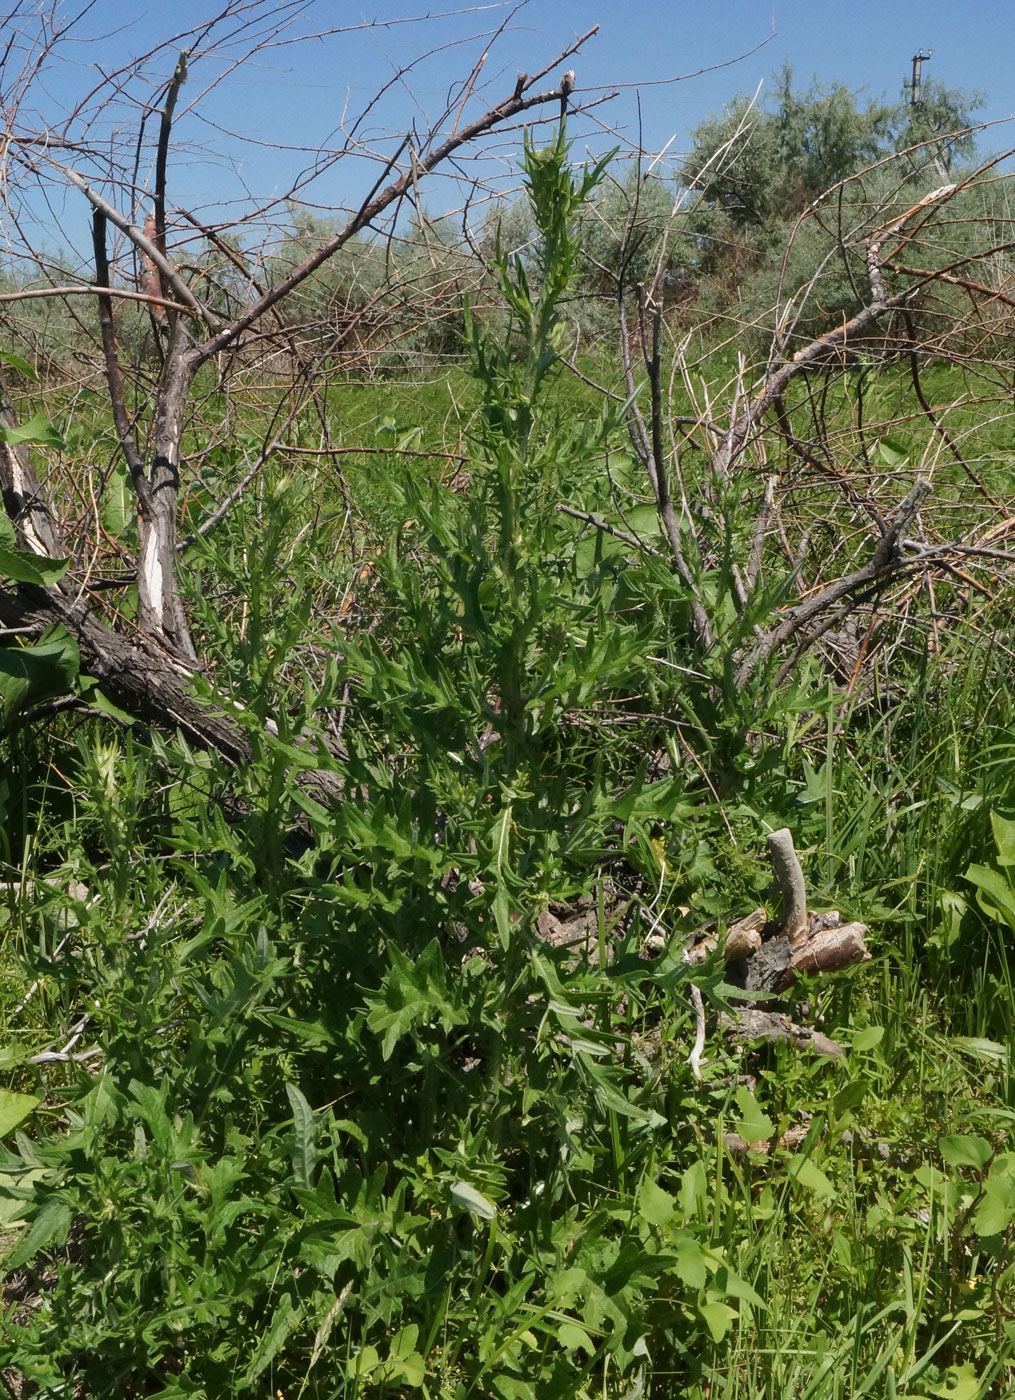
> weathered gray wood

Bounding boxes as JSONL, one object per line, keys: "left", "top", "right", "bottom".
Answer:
{"left": 766, "top": 828, "right": 809, "bottom": 944}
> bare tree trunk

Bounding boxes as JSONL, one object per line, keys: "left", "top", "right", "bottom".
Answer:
{"left": 0, "top": 34, "right": 590, "bottom": 785}
{"left": 0, "top": 578, "right": 249, "bottom": 763}
{"left": 143, "top": 335, "right": 198, "bottom": 660}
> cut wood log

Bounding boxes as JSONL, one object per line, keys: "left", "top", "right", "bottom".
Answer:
{"left": 780, "top": 920, "right": 871, "bottom": 989}
{"left": 693, "top": 828, "right": 870, "bottom": 1069}
{"left": 721, "top": 1009, "right": 843, "bottom": 1058}
{"left": 686, "top": 907, "right": 765, "bottom": 964}
{"left": 724, "top": 1121, "right": 812, "bottom": 1156}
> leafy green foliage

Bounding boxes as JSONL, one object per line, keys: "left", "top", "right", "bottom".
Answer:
{"left": 3, "top": 116, "right": 1015, "bottom": 1400}
{"left": 0, "top": 513, "right": 69, "bottom": 587}
{"left": 0, "top": 623, "right": 78, "bottom": 731}
{"left": 685, "top": 64, "right": 980, "bottom": 235}
{"left": 681, "top": 66, "right": 984, "bottom": 342}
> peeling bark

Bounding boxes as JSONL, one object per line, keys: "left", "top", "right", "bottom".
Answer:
{"left": 142, "top": 334, "right": 198, "bottom": 660}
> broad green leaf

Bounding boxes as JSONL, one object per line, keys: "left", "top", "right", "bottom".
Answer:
{"left": 974, "top": 1170, "right": 1015, "bottom": 1237}
{"left": 382, "top": 1350, "right": 425, "bottom": 1387}
{"left": 833, "top": 1078, "right": 867, "bottom": 1116}
{"left": 965, "top": 864, "right": 1015, "bottom": 927}
{"left": 939, "top": 1134, "right": 992, "bottom": 1171}
{"left": 0, "top": 514, "right": 69, "bottom": 586}
{"left": 638, "top": 1177, "right": 675, "bottom": 1227}
{"left": 0, "top": 351, "right": 38, "bottom": 380}
{"left": 557, "top": 1322, "right": 595, "bottom": 1355}
{"left": 733, "top": 1087, "right": 774, "bottom": 1144}
{"left": 914, "top": 1164, "right": 947, "bottom": 1195}
{"left": 0, "top": 1091, "right": 39, "bottom": 1139}
{"left": 671, "top": 1233, "right": 707, "bottom": 1290}
{"left": 549, "top": 1266, "right": 587, "bottom": 1306}
{"left": 0, "top": 625, "right": 79, "bottom": 727}
{"left": 100, "top": 466, "right": 131, "bottom": 536}
{"left": 491, "top": 1375, "right": 537, "bottom": 1400}
{"left": 0, "top": 1167, "right": 47, "bottom": 1223}
{"left": 876, "top": 434, "right": 909, "bottom": 466}
{"left": 680, "top": 1160, "right": 707, "bottom": 1218}
{"left": 852, "top": 1025, "right": 884, "bottom": 1052}
{"left": 379, "top": 1325, "right": 426, "bottom": 1386}
{"left": 286, "top": 1083, "right": 318, "bottom": 1191}
{"left": 76, "top": 678, "right": 134, "bottom": 726}
{"left": 449, "top": 1180, "right": 497, "bottom": 1220}
{"left": 347, "top": 1344, "right": 380, "bottom": 1379}
{"left": 788, "top": 1157, "right": 836, "bottom": 1201}
{"left": 924, "top": 1363, "right": 984, "bottom": 1400}
{"left": 699, "top": 1300, "right": 737, "bottom": 1341}
{"left": 713, "top": 1264, "right": 766, "bottom": 1309}
{"left": 991, "top": 810, "right": 1015, "bottom": 867}
{"left": 0, "top": 413, "right": 64, "bottom": 448}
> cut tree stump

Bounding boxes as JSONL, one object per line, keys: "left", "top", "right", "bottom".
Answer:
{"left": 690, "top": 827, "right": 871, "bottom": 1063}
{"left": 529, "top": 828, "right": 870, "bottom": 1070}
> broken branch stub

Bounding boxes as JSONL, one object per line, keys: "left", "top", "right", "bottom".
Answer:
{"left": 766, "top": 827, "right": 809, "bottom": 945}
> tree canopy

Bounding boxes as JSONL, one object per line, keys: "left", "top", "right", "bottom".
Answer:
{"left": 684, "top": 65, "right": 982, "bottom": 238}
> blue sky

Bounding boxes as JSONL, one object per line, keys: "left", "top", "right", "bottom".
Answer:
{"left": 10, "top": 0, "right": 1015, "bottom": 247}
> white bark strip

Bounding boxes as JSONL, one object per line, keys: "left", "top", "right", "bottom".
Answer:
{"left": 141, "top": 529, "right": 165, "bottom": 629}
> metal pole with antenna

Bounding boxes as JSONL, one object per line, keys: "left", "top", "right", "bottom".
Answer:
{"left": 908, "top": 49, "right": 933, "bottom": 107}
{"left": 905, "top": 50, "right": 948, "bottom": 180}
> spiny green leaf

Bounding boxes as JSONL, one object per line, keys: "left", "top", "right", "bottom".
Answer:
{"left": 949, "top": 1037, "right": 1008, "bottom": 1066}
{"left": 364, "top": 936, "right": 462, "bottom": 1060}
{"left": 5, "top": 1196, "right": 72, "bottom": 1270}
{"left": 243, "top": 1292, "right": 302, "bottom": 1383}
{"left": 449, "top": 1180, "right": 497, "bottom": 1220}
{"left": 286, "top": 1083, "right": 318, "bottom": 1191}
